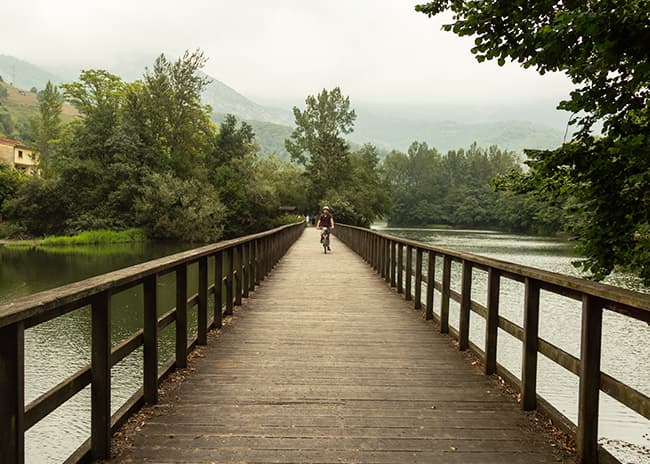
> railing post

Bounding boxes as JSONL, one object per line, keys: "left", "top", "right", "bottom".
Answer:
{"left": 384, "top": 238, "right": 392, "bottom": 282}
{"left": 577, "top": 295, "right": 603, "bottom": 464}
{"left": 235, "top": 245, "right": 243, "bottom": 306}
{"left": 459, "top": 260, "right": 472, "bottom": 351}
{"left": 198, "top": 257, "right": 208, "bottom": 345}
{"left": 254, "top": 240, "right": 261, "bottom": 285}
{"left": 257, "top": 237, "right": 266, "bottom": 283}
{"left": 225, "top": 247, "right": 234, "bottom": 315}
{"left": 91, "top": 291, "right": 111, "bottom": 460}
{"left": 363, "top": 231, "right": 369, "bottom": 262}
{"left": 405, "top": 246, "right": 413, "bottom": 301}
{"left": 414, "top": 249, "right": 423, "bottom": 309}
{"left": 143, "top": 274, "right": 158, "bottom": 404}
{"left": 390, "top": 241, "right": 396, "bottom": 287}
{"left": 373, "top": 235, "right": 378, "bottom": 272}
{"left": 379, "top": 238, "right": 385, "bottom": 279}
{"left": 397, "top": 243, "right": 404, "bottom": 293}
{"left": 425, "top": 251, "right": 435, "bottom": 320}
{"left": 440, "top": 255, "right": 451, "bottom": 333}
{"left": 242, "top": 244, "right": 250, "bottom": 299}
{"left": 249, "top": 241, "right": 257, "bottom": 290}
{"left": 175, "top": 265, "right": 188, "bottom": 369}
{"left": 0, "top": 322, "right": 25, "bottom": 464}
{"left": 484, "top": 268, "right": 500, "bottom": 375}
{"left": 214, "top": 252, "right": 223, "bottom": 328}
{"left": 521, "top": 277, "right": 540, "bottom": 410}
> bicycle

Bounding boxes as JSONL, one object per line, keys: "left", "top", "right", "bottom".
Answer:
{"left": 320, "top": 227, "right": 331, "bottom": 254}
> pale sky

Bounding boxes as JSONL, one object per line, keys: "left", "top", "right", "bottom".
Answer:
{"left": 1, "top": 0, "right": 573, "bottom": 109}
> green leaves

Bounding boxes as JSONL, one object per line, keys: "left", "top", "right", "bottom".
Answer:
{"left": 382, "top": 142, "right": 544, "bottom": 231}
{"left": 416, "top": 0, "right": 650, "bottom": 283}
{"left": 30, "top": 81, "right": 63, "bottom": 175}
{"left": 286, "top": 87, "right": 356, "bottom": 204}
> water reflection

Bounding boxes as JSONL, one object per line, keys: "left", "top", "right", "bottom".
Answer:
{"left": 1, "top": 241, "right": 197, "bottom": 463}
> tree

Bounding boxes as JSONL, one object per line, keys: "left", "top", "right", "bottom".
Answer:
{"left": 61, "top": 69, "right": 125, "bottom": 163}
{"left": 141, "top": 50, "right": 214, "bottom": 177}
{"left": 322, "top": 144, "right": 390, "bottom": 227}
{"left": 209, "top": 114, "right": 256, "bottom": 169}
{"left": 0, "top": 163, "right": 25, "bottom": 217}
{"left": 30, "top": 81, "right": 63, "bottom": 174}
{"left": 285, "top": 87, "right": 356, "bottom": 204}
{"left": 416, "top": 1, "right": 650, "bottom": 282}
{"left": 3, "top": 177, "right": 68, "bottom": 236}
{"left": 208, "top": 115, "right": 260, "bottom": 237}
{"left": 135, "top": 172, "right": 224, "bottom": 242}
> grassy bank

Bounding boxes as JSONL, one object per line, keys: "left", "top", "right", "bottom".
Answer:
{"left": 39, "top": 229, "right": 148, "bottom": 246}
{"left": 2, "top": 228, "right": 148, "bottom": 248}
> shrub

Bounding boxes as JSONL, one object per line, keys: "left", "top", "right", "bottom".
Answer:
{"left": 135, "top": 173, "right": 225, "bottom": 242}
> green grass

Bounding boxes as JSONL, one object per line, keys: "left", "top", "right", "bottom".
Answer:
{"left": 39, "top": 228, "right": 148, "bottom": 246}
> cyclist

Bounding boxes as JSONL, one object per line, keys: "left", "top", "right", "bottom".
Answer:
{"left": 317, "top": 206, "right": 334, "bottom": 251}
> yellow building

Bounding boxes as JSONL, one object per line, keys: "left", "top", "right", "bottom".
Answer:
{"left": 0, "top": 138, "right": 39, "bottom": 175}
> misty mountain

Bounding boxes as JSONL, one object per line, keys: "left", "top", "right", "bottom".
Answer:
{"left": 78, "top": 56, "right": 294, "bottom": 126}
{"left": 201, "top": 76, "right": 292, "bottom": 126}
{"left": 0, "top": 54, "right": 566, "bottom": 157}
{"left": 0, "top": 55, "right": 64, "bottom": 90}
{"left": 350, "top": 110, "right": 566, "bottom": 153}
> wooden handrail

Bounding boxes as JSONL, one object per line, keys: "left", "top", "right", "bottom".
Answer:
{"left": 339, "top": 224, "right": 650, "bottom": 320}
{"left": 0, "top": 221, "right": 304, "bottom": 464}
{"left": 334, "top": 223, "right": 650, "bottom": 464}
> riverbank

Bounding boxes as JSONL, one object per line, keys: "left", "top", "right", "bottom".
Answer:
{"left": 1, "top": 228, "right": 147, "bottom": 248}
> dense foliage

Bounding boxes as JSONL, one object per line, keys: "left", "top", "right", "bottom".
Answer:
{"left": 416, "top": 1, "right": 650, "bottom": 282}
{"left": 2, "top": 51, "right": 306, "bottom": 241}
{"left": 382, "top": 142, "right": 566, "bottom": 233}
{"left": 30, "top": 81, "right": 63, "bottom": 175}
{"left": 286, "top": 88, "right": 389, "bottom": 226}
{"left": 0, "top": 163, "right": 25, "bottom": 218}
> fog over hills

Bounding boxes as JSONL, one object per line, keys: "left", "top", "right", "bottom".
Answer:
{"left": 0, "top": 54, "right": 567, "bottom": 156}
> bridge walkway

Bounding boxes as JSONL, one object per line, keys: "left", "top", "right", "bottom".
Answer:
{"left": 113, "top": 228, "right": 570, "bottom": 463}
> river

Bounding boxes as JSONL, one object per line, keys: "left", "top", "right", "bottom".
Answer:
{"left": 375, "top": 226, "right": 649, "bottom": 464}
{"left": 0, "top": 241, "right": 199, "bottom": 463}
{"left": 1, "top": 231, "right": 648, "bottom": 463}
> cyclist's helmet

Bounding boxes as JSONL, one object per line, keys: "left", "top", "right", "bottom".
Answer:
{"left": 323, "top": 206, "right": 330, "bottom": 211}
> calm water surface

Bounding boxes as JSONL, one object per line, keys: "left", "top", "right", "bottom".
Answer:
{"left": 2, "top": 231, "right": 648, "bottom": 463}
{"left": 0, "top": 241, "right": 199, "bottom": 463}
{"left": 377, "top": 226, "right": 649, "bottom": 464}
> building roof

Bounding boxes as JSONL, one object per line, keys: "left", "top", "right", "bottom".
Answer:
{"left": 0, "top": 137, "right": 23, "bottom": 147}
{"left": 0, "top": 138, "right": 34, "bottom": 149}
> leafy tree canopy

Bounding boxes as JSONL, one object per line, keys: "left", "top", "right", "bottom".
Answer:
{"left": 30, "top": 81, "right": 63, "bottom": 174}
{"left": 416, "top": 1, "right": 650, "bottom": 282}
{"left": 286, "top": 87, "right": 356, "bottom": 200}
{"left": 3, "top": 51, "right": 308, "bottom": 241}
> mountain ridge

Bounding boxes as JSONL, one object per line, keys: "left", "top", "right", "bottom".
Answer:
{"left": 0, "top": 54, "right": 564, "bottom": 157}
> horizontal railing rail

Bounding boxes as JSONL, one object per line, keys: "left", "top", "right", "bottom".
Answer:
{"left": 334, "top": 224, "right": 649, "bottom": 464}
{"left": 0, "top": 221, "right": 304, "bottom": 464}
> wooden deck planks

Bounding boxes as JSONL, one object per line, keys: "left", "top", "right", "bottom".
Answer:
{"left": 113, "top": 228, "right": 570, "bottom": 463}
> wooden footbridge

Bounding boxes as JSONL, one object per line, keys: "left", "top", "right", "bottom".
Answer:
{"left": 1, "top": 223, "right": 648, "bottom": 464}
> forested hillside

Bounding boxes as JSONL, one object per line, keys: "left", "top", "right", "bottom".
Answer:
{"left": 0, "top": 80, "right": 78, "bottom": 141}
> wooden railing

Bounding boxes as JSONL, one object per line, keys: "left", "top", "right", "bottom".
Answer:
{"left": 334, "top": 224, "right": 650, "bottom": 464}
{"left": 0, "top": 222, "right": 304, "bottom": 464}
